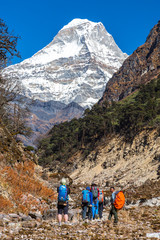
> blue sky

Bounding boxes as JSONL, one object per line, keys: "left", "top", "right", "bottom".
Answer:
{"left": 1, "top": 0, "right": 160, "bottom": 65}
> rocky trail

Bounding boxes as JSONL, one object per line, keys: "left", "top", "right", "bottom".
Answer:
{"left": 0, "top": 178, "right": 160, "bottom": 240}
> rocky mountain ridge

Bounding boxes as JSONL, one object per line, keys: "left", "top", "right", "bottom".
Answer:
{"left": 18, "top": 98, "right": 84, "bottom": 147}
{"left": 100, "top": 20, "right": 160, "bottom": 104}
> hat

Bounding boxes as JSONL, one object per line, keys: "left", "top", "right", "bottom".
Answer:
{"left": 86, "top": 186, "right": 90, "bottom": 190}
{"left": 91, "top": 182, "right": 96, "bottom": 186}
{"left": 61, "top": 178, "right": 66, "bottom": 185}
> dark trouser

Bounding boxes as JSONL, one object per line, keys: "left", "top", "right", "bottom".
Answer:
{"left": 82, "top": 202, "right": 88, "bottom": 220}
{"left": 108, "top": 204, "right": 118, "bottom": 223}
{"left": 88, "top": 206, "right": 92, "bottom": 220}
{"left": 99, "top": 202, "right": 104, "bottom": 219}
{"left": 57, "top": 202, "right": 69, "bottom": 215}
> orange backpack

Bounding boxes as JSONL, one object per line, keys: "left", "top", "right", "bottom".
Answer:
{"left": 114, "top": 191, "right": 125, "bottom": 210}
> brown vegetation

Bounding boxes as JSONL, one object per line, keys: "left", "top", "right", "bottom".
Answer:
{"left": 0, "top": 160, "right": 56, "bottom": 214}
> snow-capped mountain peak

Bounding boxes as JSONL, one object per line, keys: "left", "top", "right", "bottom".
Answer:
{"left": 3, "top": 19, "right": 128, "bottom": 108}
{"left": 62, "top": 18, "right": 98, "bottom": 30}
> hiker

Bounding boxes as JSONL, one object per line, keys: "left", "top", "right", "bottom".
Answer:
{"left": 98, "top": 188, "right": 106, "bottom": 219}
{"left": 57, "top": 178, "right": 70, "bottom": 226}
{"left": 108, "top": 186, "right": 118, "bottom": 224}
{"left": 90, "top": 183, "right": 99, "bottom": 219}
{"left": 82, "top": 186, "right": 93, "bottom": 220}
{"left": 87, "top": 187, "right": 93, "bottom": 220}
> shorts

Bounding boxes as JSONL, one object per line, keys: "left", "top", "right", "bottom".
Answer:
{"left": 57, "top": 202, "right": 69, "bottom": 215}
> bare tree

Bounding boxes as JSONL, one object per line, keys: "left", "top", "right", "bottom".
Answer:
{"left": 0, "top": 19, "right": 32, "bottom": 138}
{"left": 0, "top": 18, "right": 20, "bottom": 69}
{"left": 0, "top": 18, "right": 21, "bottom": 115}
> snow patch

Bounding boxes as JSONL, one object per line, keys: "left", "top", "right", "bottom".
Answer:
{"left": 62, "top": 18, "right": 98, "bottom": 30}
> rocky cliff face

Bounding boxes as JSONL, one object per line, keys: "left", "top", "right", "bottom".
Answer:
{"left": 100, "top": 20, "right": 160, "bottom": 103}
{"left": 48, "top": 129, "right": 160, "bottom": 188}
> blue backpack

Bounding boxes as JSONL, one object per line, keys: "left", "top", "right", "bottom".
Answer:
{"left": 82, "top": 190, "right": 90, "bottom": 203}
{"left": 58, "top": 185, "right": 68, "bottom": 203}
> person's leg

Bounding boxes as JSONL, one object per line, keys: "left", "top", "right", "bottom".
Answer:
{"left": 108, "top": 205, "right": 113, "bottom": 220}
{"left": 64, "top": 203, "right": 69, "bottom": 223}
{"left": 95, "top": 199, "right": 99, "bottom": 216}
{"left": 88, "top": 206, "right": 92, "bottom": 220}
{"left": 99, "top": 202, "right": 103, "bottom": 219}
{"left": 57, "top": 205, "right": 63, "bottom": 226}
{"left": 113, "top": 206, "right": 118, "bottom": 223}
{"left": 82, "top": 204, "right": 87, "bottom": 220}
{"left": 58, "top": 214, "right": 62, "bottom": 223}
{"left": 64, "top": 214, "right": 68, "bottom": 222}
{"left": 92, "top": 201, "right": 96, "bottom": 219}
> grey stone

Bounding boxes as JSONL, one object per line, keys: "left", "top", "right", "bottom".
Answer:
{"left": 43, "top": 209, "right": 57, "bottom": 220}
{"left": 29, "top": 212, "right": 42, "bottom": 220}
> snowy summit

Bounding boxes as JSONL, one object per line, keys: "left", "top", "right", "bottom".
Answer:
{"left": 62, "top": 18, "right": 98, "bottom": 30}
{"left": 3, "top": 18, "right": 128, "bottom": 108}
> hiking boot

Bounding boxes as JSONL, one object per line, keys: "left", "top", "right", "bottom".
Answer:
{"left": 113, "top": 221, "right": 118, "bottom": 225}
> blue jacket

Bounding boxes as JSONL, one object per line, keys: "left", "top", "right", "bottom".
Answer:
{"left": 110, "top": 191, "right": 116, "bottom": 204}
{"left": 89, "top": 192, "right": 93, "bottom": 205}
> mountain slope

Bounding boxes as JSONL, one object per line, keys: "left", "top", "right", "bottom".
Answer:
{"left": 2, "top": 19, "right": 127, "bottom": 146}
{"left": 18, "top": 98, "right": 84, "bottom": 147}
{"left": 3, "top": 18, "right": 127, "bottom": 109}
{"left": 0, "top": 121, "right": 55, "bottom": 214}
{"left": 37, "top": 21, "right": 160, "bottom": 187}
{"left": 100, "top": 20, "right": 160, "bottom": 104}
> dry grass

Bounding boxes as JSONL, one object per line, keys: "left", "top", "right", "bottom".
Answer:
{"left": 0, "top": 160, "right": 56, "bottom": 214}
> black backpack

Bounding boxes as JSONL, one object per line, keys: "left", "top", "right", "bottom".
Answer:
{"left": 91, "top": 186, "right": 98, "bottom": 199}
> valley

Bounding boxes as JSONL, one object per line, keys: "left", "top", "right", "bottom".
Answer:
{"left": 0, "top": 18, "right": 160, "bottom": 239}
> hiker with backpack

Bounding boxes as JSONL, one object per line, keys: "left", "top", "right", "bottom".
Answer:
{"left": 90, "top": 183, "right": 99, "bottom": 219}
{"left": 98, "top": 189, "right": 106, "bottom": 219}
{"left": 82, "top": 186, "right": 93, "bottom": 220}
{"left": 108, "top": 186, "right": 118, "bottom": 224}
{"left": 57, "top": 178, "right": 70, "bottom": 226}
{"left": 108, "top": 186, "right": 125, "bottom": 224}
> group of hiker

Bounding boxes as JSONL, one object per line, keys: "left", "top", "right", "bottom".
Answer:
{"left": 57, "top": 178, "right": 125, "bottom": 226}
{"left": 81, "top": 183, "right": 106, "bottom": 221}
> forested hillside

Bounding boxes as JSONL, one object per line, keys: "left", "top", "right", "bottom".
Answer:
{"left": 38, "top": 75, "right": 160, "bottom": 166}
